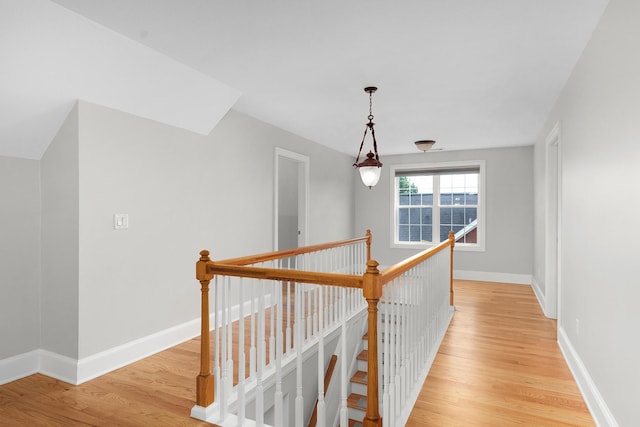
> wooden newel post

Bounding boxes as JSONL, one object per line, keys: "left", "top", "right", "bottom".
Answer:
{"left": 196, "top": 250, "right": 215, "bottom": 407}
{"left": 448, "top": 231, "right": 455, "bottom": 306}
{"left": 362, "top": 259, "right": 383, "bottom": 427}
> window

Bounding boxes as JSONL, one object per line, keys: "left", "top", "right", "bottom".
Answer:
{"left": 391, "top": 161, "right": 485, "bottom": 251}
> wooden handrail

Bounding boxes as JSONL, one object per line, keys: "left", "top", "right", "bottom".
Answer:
{"left": 206, "top": 263, "right": 364, "bottom": 289}
{"left": 215, "top": 230, "right": 371, "bottom": 266}
{"left": 379, "top": 233, "right": 454, "bottom": 285}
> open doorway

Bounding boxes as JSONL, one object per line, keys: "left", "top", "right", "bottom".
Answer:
{"left": 545, "top": 122, "right": 562, "bottom": 319}
{"left": 274, "top": 148, "right": 309, "bottom": 251}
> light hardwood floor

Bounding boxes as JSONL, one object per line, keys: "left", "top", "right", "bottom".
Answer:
{"left": 406, "top": 280, "right": 594, "bottom": 426}
{"left": 0, "top": 280, "right": 593, "bottom": 426}
{"left": 0, "top": 337, "right": 212, "bottom": 427}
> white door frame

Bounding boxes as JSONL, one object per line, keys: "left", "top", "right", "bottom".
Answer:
{"left": 274, "top": 148, "right": 309, "bottom": 251}
{"left": 545, "top": 122, "right": 562, "bottom": 319}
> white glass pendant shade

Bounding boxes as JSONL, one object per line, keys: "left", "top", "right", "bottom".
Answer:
{"left": 359, "top": 165, "right": 382, "bottom": 188}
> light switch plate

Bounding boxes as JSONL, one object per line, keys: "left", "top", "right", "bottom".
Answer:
{"left": 114, "top": 213, "right": 129, "bottom": 230}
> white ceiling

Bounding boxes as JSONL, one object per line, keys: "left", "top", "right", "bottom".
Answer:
{"left": 2, "top": 0, "right": 609, "bottom": 159}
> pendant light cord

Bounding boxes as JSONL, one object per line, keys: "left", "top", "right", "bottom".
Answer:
{"left": 353, "top": 89, "right": 380, "bottom": 167}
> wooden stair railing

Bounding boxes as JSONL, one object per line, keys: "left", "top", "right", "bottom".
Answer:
{"left": 193, "top": 229, "right": 455, "bottom": 426}
{"left": 194, "top": 231, "right": 371, "bottom": 411}
{"left": 308, "top": 354, "right": 338, "bottom": 427}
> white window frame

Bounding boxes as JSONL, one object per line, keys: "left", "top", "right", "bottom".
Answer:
{"left": 390, "top": 160, "right": 486, "bottom": 252}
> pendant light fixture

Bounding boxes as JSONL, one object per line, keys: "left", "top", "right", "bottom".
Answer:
{"left": 353, "top": 86, "right": 383, "bottom": 188}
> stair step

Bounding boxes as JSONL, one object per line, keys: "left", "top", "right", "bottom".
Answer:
{"left": 349, "top": 419, "right": 363, "bottom": 427}
{"left": 347, "top": 393, "right": 367, "bottom": 411}
{"left": 363, "top": 332, "right": 400, "bottom": 343}
{"left": 351, "top": 370, "right": 368, "bottom": 385}
{"left": 358, "top": 349, "right": 386, "bottom": 365}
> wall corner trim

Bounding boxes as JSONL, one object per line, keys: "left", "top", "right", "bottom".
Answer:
{"left": 531, "top": 277, "right": 556, "bottom": 319}
{"left": 557, "top": 327, "right": 619, "bottom": 427}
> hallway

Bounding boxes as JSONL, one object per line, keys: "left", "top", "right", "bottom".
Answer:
{"left": 406, "top": 280, "right": 593, "bottom": 426}
{"left": 0, "top": 280, "right": 593, "bottom": 426}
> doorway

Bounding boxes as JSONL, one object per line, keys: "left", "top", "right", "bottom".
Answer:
{"left": 274, "top": 148, "right": 309, "bottom": 251}
{"left": 545, "top": 122, "right": 562, "bottom": 319}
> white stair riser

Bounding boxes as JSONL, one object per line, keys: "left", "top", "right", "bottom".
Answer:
{"left": 348, "top": 407, "right": 366, "bottom": 422}
{"left": 351, "top": 382, "right": 367, "bottom": 396}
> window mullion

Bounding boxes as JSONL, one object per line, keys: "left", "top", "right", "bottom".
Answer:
{"left": 433, "top": 175, "right": 441, "bottom": 243}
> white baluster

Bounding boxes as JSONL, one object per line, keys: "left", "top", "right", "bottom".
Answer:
{"left": 226, "top": 276, "right": 233, "bottom": 402}
{"left": 256, "top": 280, "right": 265, "bottom": 427}
{"left": 250, "top": 279, "right": 257, "bottom": 379}
{"left": 400, "top": 273, "right": 408, "bottom": 407}
{"left": 306, "top": 285, "right": 312, "bottom": 341}
{"left": 317, "top": 284, "right": 325, "bottom": 427}
{"left": 295, "top": 282, "right": 304, "bottom": 427}
{"left": 286, "top": 281, "right": 292, "bottom": 354}
{"left": 393, "top": 278, "right": 401, "bottom": 419}
{"left": 382, "top": 284, "right": 390, "bottom": 424}
{"left": 270, "top": 281, "right": 276, "bottom": 366}
{"left": 220, "top": 276, "right": 228, "bottom": 419}
{"left": 340, "top": 287, "right": 348, "bottom": 427}
{"left": 238, "top": 278, "right": 246, "bottom": 425}
{"left": 314, "top": 287, "right": 320, "bottom": 337}
{"left": 275, "top": 281, "right": 284, "bottom": 427}
{"left": 213, "top": 276, "right": 221, "bottom": 412}
{"left": 332, "top": 285, "right": 337, "bottom": 326}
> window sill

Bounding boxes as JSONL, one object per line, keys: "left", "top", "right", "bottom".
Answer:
{"left": 391, "top": 242, "right": 485, "bottom": 252}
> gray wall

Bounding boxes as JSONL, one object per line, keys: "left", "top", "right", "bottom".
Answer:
{"left": 76, "top": 101, "right": 355, "bottom": 357}
{"left": 533, "top": 0, "right": 640, "bottom": 424}
{"left": 355, "top": 147, "right": 533, "bottom": 279}
{"left": 0, "top": 156, "right": 41, "bottom": 359}
{"left": 1, "top": 99, "right": 355, "bottom": 369}
{"left": 40, "top": 104, "right": 80, "bottom": 359}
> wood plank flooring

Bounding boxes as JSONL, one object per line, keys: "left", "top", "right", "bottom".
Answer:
{"left": 0, "top": 280, "right": 593, "bottom": 426}
{"left": 406, "top": 280, "right": 594, "bottom": 426}
{"left": 0, "top": 337, "right": 212, "bottom": 427}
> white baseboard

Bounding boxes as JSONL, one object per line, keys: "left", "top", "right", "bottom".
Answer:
{"left": 76, "top": 293, "right": 272, "bottom": 384}
{"left": 39, "top": 349, "right": 79, "bottom": 384}
{"left": 0, "top": 350, "right": 39, "bottom": 385}
{"left": 557, "top": 327, "right": 618, "bottom": 427}
{"left": 1, "top": 295, "right": 275, "bottom": 386}
{"left": 531, "top": 277, "right": 549, "bottom": 315}
{"left": 76, "top": 317, "right": 202, "bottom": 384}
{"left": 454, "top": 269, "right": 532, "bottom": 285}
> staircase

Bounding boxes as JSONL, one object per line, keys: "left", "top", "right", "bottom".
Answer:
{"left": 347, "top": 305, "right": 405, "bottom": 426}
{"left": 346, "top": 336, "right": 368, "bottom": 426}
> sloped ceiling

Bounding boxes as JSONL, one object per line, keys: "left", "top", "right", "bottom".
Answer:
{"left": 2, "top": 0, "right": 609, "bottom": 159}
{"left": 0, "top": 0, "right": 239, "bottom": 159}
